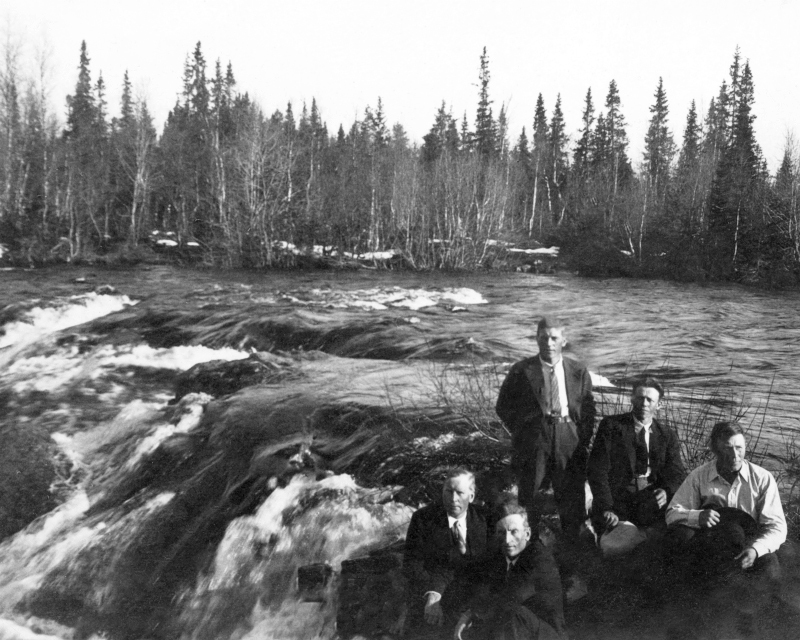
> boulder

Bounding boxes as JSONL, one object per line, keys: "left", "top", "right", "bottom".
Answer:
{"left": 0, "top": 417, "right": 58, "bottom": 540}
{"left": 173, "top": 353, "right": 294, "bottom": 400}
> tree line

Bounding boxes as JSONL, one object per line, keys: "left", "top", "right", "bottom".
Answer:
{"left": 0, "top": 41, "right": 798, "bottom": 284}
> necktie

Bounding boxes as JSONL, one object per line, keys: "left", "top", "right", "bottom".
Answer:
{"left": 506, "top": 560, "right": 515, "bottom": 581}
{"left": 635, "top": 427, "right": 649, "bottom": 476}
{"left": 452, "top": 520, "right": 467, "bottom": 555}
{"left": 549, "top": 367, "right": 562, "bottom": 415}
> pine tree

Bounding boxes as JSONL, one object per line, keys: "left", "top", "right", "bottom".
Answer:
{"left": 65, "top": 41, "right": 96, "bottom": 141}
{"left": 707, "top": 56, "right": 765, "bottom": 274}
{"left": 473, "top": 47, "right": 496, "bottom": 158}
{"left": 599, "top": 80, "right": 632, "bottom": 225}
{"left": 643, "top": 77, "right": 676, "bottom": 199}
{"left": 460, "top": 111, "right": 471, "bottom": 152}
{"left": 496, "top": 104, "right": 508, "bottom": 156}
{"left": 573, "top": 88, "right": 594, "bottom": 176}
{"left": 703, "top": 83, "right": 729, "bottom": 167}
{"left": 119, "top": 70, "right": 134, "bottom": 129}
{"left": 63, "top": 41, "right": 110, "bottom": 253}
{"left": 677, "top": 101, "right": 701, "bottom": 176}
{"left": 547, "top": 94, "right": 568, "bottom": 225}
{"left": 671, "top": 100, "right": 704, "bottom": 235}
{"left": 512, "top": 127, "right": 533, "bottom": 230}
{"left": 529, "top": 94, "right": 548, "bottom": 235}
{"left": 422, "top": 101, "right": 455, "bottom": 163}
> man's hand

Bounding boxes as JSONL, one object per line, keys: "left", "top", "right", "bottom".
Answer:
{"left": 603, "top": 511, "right": 619, "bottom": 529}
{"left": 424, "top": 592, "right": 444, "bottom": 626}
{"left": 735, "top": 547, "right": 758, "bottom": 570}
{"left": 698, "top": 508, "right": 720, "bottom": 529}
{"left": 454, "top": 610, "right": 472, "bottom": 640}
{"left": 653, "top": 489, "right": 667, "bottom": 508}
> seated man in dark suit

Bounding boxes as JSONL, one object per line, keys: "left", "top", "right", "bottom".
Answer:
{"left": 402, "top": 468, "right": 490, "bottom": 636}
{"left": 446, "top": 499, "right": 566, "bottom": 640}
{"left": 587, "top": 377, "right": 686, "bottom": 552}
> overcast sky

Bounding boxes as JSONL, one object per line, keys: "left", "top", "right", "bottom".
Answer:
{"left": 5, "top": 0, "right": 800, "bottom": 172}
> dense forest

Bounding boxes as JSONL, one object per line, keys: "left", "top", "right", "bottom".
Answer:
{"left": 0, "top": 42, "right": 799, "bottom": 285}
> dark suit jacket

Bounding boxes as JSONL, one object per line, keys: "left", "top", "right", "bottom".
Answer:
{"left": 587, "top": 412, "right": 686, "bottom": 521}
{"left": 444, "top": 539, "right": 566, "bottom": 638}
{"left": 496, "top": 355, "right": 596, "bottom": 463}
{"left": 403, "top": 503, "right": 489, "bottom": 600}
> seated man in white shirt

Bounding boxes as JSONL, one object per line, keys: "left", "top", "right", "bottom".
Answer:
{"left": 664, "top": 420, "right": 786, "bottom": 584}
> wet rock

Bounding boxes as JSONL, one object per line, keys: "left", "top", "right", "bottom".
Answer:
{"left": 336, "top": 542, "right": 405, "bottom": 637}
{"left": 173, "top": 353, "right": 296, "bottom": 400}
{"left": 0, "top": 417, "right": 58, "bottom": 540}
{"left": 298, "top": 563, "right": 333, "bottom": 602}
{"left": 95, "top": 284, "right": 117, "bottom": 295}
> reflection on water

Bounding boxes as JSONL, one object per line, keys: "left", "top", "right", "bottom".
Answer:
{"left": 0, "top": 265, "right": 798, "bottom": 638}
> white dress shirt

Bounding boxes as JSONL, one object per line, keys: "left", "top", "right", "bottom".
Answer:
{"left": 427, "top": 514, "right": 468, "bottom": 598}
{"left": 540, "top": 357, "right": 569, "bottom": 418}
{"left": 448, "top": 514, "right": 468, "bottom": 544}
{"left": 666, "top": 459, "right": 787, "bottom": 557}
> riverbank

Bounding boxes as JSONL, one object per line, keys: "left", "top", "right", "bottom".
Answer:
{"left": 4, "top": 234, "right": 798, "bottom": 292}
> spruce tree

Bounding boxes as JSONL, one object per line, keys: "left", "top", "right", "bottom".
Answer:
{"left": 643, "top": 77, "right": 676, "bottom": 199}
{"left": 573, "top": 88, "right": 594, "bottom": 176}
{"left": 473, "top": 47, "right": 496, "bottom": 158}
{"left": 707, "top": 56, "right": 764, "bottom": 275}
{"left": 547, "top": 95, "right": 568, "bottom": 225}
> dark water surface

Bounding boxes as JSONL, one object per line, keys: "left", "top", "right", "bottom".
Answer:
{"left": 0, "top": 265, "right": 799, "bottom": 639}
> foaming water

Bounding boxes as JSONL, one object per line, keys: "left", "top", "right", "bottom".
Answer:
{"left": 0, "top": 292, "right": 135, "bottom": 351}
{"left": 254, "top": 285, "right": 488, "bottom": 310}
{"left": 5, "top": 343, "right": 249, "bottom": 394}
{"left": 178, "top": 474, "right": 411, "bottom": 640}
{"left": 0, "top": 619, "right": 64, "bottom": 640}
{"left": 0, "top": 266, "right": 799, "bottom": 639}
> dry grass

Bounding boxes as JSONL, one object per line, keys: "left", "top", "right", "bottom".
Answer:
{"left": 390, "top": 357, "right": 800, "bottom": 535}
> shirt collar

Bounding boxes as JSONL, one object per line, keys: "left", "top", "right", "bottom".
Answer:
{"left": 632, "top": 416, "right": 652, "bottom": 432}
{"left": 711, "top": 460, "right": 748, "bottom": 482}
{"left": 539, "top": 356, "right": 562, "bottom": 369}
{"left": 448, "top": 513, "right": 468, "bottom": 528}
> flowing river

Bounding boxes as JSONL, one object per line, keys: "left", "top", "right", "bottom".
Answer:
{"left": 0, "top": 265, "right": 798, "bottom": 640}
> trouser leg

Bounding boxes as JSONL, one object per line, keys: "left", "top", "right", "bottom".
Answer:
{"left": 489, "top": 605, "right": 562, "bottom": 640}
{"left": 548, "top": 420, "right": 584, "bottom": 541}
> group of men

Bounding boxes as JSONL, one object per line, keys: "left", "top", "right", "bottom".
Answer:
{"left": 399, "top": 317, "right": 787, "bottom": 640}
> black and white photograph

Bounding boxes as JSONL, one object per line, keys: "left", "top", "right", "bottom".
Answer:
{"left": 1, "top": 2, "right": 799, "bottom": 639}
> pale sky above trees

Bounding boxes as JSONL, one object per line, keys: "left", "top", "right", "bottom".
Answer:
{"left": 5, "top": 0, "right": 800, "bottom": 171}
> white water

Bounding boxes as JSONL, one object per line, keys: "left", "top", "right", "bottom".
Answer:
{"left": 1, "top": 268, "right": 799, "bottom": 640}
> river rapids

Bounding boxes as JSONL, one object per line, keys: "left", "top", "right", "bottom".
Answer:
{"left": 0, "top": 266, "right": 799, "bottom": 640}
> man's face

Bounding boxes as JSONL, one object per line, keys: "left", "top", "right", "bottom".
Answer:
{"left": 496, "top": 514, "right": 531, "bottom": 559}
{"left": 536, "top": 327, "right": 566, "bottom": 364}
{"left": 631, "top": 386, "right": 661, "bottom": 423}
{"left": 714, "top": 433, "right": 746, "bottom": 475}
{"left": 442, "top": 474, "right": 475, "bottom": 518}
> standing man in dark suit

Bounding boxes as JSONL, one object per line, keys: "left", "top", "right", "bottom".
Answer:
{"left": 402, "top": 468, "right": 490, "bottom": 636}
{"left": 587, "top": 377, "right": 686, "bottom": 544}
{"left": 495, "top": 317, "right": 596, "bottom": 541}
{"left": 447, "top": 499, "right": 566, "bottom": 640}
